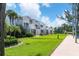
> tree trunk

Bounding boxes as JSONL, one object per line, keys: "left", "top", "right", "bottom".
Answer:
{"left": 0, "top": 3, "right": 6, "bottom": 56}
{"left": 9, "top": 26, "right": 11, "bottom": 40}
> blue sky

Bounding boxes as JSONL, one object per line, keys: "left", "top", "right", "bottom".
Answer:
{"left": 6, "top": 3, "right": 72, "bottom": 27}
{"left": 40, "top": 3, "right": 72, "bottom": 22}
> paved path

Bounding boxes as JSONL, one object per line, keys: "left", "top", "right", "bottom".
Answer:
{"left": 51, "top": 35, "right": 79, "bottom": 56}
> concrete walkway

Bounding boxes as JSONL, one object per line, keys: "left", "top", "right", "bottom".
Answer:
{"left": 51, "top": 35, "right": 79, "bottom": 56}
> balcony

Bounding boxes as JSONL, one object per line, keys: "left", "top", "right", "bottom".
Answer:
{"left": 35, "top": 24, "right": 40, "bottom": 29}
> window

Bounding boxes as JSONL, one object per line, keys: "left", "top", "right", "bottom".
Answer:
{"left": 30, "top": 19, "right": 33, "bottom": 24}
{"left": 31, "top": 29, "right": 36, "bottom": 35}
{"left": 41, "top": 30, "right": 43, "bottom": 33}
{"left": 24, "top": 23, "right": 29, "bottom": 27}
{"left": 35, "top": 24, "right": 39, "bottom": 29}
{"left": 40, "top": 30, "right": 44, "bottom": 35}
{"left": 50, "top": 30, "right": 52, "bottom": 34}
{"left": 46, "top": 26, "right": 48, "bottom": 28}
{"left": 50, "top": 27, "right": 52, "bottom": 28}
{"left": 46, "top": 30, "right": 48, "bottom": 34}
{"left": 41, "top": 25, "right": 43, "bottom": 27}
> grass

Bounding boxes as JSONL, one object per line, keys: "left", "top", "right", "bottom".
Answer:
{"left": 5, "top": 34, "right": 67, "bottom": 56}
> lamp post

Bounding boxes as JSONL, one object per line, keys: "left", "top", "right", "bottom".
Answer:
{"left": 0, "top": 3, "right": 6, "bottom": 56}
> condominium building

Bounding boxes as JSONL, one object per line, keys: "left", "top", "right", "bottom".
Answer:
{"left": 7, "top": 16, "right": 53, "bottom": 35}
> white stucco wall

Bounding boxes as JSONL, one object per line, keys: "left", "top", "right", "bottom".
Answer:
{"left": 7, "top": 15, "right": 53, "bottom": 35}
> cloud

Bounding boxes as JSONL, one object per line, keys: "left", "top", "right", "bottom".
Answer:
{"left": 6, "top": 3, "right": 66, "bottom": 28}
{"left": 41, "top": 12, "right": 67, "bottom": 28}
{"left": 19, "top": 3, "right": 41, "bottom": 19}
{"left": 52, "top": 13, "right": 67, "bottom": 28}
{"left": 52, "top": 17, "right": 67, "bottom": 28}
{"left": 19, "top": 3, "right": 53, "bottom": 27}
{"left": 42, "top": 3, "right": 50, "bottom": 7}
{"left": 19, "top": 3, "right": 67, "bottom": 28}
{"left": 6, "top": 3, "right": 41, "bottom": 19}
{"left": 41, "top": 16, "right": 53, "bottom": 27}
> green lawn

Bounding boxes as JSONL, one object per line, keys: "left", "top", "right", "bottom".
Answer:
{"left": 5, "top": 34, "right": 67, "bottom": 56}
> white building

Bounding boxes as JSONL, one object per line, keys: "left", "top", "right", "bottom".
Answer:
{"left": 7, "top": 16, "right": 53, "bottom": 35}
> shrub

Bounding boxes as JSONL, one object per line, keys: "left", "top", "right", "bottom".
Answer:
{"left": 40, "top": 33, "right": 44, "bottom": 36}
{"left": 25, "top": 32, "right": 34, "bottom": 37}
{"left": 15, "top": 31, "right": 21, "bottom": 38}
{"left": 36, "top": 53, "right": 42, "bottom": 56}
{"left": 5, "top": 36, "right": 18, "bottom": 47}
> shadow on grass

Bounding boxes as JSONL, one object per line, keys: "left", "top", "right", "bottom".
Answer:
{"left": 35, "top": 53, "right": 42, "bottom": 56}
{"left": 26, "top": 43, "right": 30, "bottom": 45}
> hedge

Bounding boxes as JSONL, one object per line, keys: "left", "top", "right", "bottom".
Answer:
{"left": 5, "top": 36, "right": 18, "bottom": 47}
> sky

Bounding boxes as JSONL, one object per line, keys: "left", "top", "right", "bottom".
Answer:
{"left": 6, "top": 3, "right": 72, "bottom": 28}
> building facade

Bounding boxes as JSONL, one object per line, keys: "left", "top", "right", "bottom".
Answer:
{"left": 7, "top": 16, "right": 53, "bottom": 35}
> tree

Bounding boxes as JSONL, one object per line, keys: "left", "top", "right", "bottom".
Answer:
{"left": 0, "top": 3, "right": 6, "bottom": 56}
{"left": 57, "top": 9, "right": 78, "bottom": 42}
{"left": 12, "top": 25, "right": 21, "bottom": 37}
{"left": 4, "top": 21, "right": 10, "bottom": 38}
{"left": 19, "top": 25, "right": 26, "bottom": 37}
{"left": 62, "top": 23, "right": 72, "bottom": 33}
{"left": 6, "top": 10, "right": 18, "bottom": 25}
{"left": 57, "top": 10, "right": 73, "bottom": 23}
{"left": 7, "top": 25, "right": 14, "bottom": 39}
{"left": 62, "top": 23, "right": 67, "bottom": 33}
{"left": 6, "top": 10, "right": 21, "bottom": 38}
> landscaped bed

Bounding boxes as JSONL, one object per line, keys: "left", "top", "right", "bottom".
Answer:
{"left": 5, "top": 34, "right": 67, "bottom": 56}
{"left": 5, "top": 36, "right": 18, "bottom": 47}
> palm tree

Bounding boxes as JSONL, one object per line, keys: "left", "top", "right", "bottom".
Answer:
{"left": 0, "top": 3, "right": 6, "bottom": 56}
{"left": 16, "top": 15, "right": 23, "bottom": 25}
{"left": 57, "top": 10, "right": 73, "bottom": 23}
{"left": 4, "top": 21, "right": 10, "bottom": 38}
{"left": 57, "top": 10, "right": 78, "bottom": 42}
{"left": 6, "top": 10, "right": 18, "bottom": 25}
{"left": 18, "top": 15, "right": 23, "bottom": 20}
{"left": 62, "top": 23, "right": 72, "bottom": 33}
{"left": 6, "top": 10, "right": 19, "bottom": 37}
{"left": 12, "top": 25, "right": 21, "bottom": 37}
{"left": 62, "top": 23, "right": 67, "bottom": 33}
{"left": 57, "top": 10, "right": 73, "bottom": 39}
{"left": 6, "top": 24, "right": 21, "bottom": 38}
